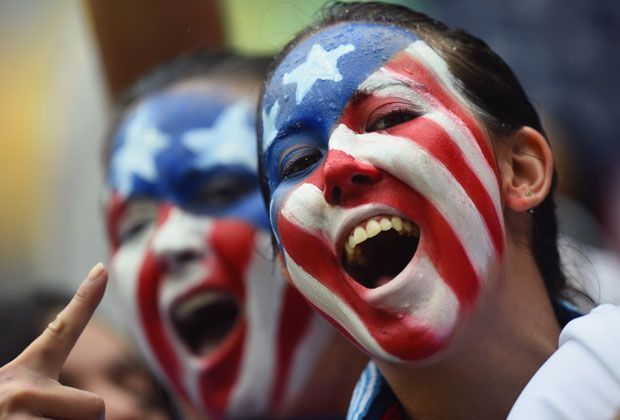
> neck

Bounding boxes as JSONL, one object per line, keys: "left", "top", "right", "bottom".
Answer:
{"left": 277, "top": 331, "right": 368, "bottom": 417}
{"left": 377, "top": 239, "right": 561, "bottom": 420}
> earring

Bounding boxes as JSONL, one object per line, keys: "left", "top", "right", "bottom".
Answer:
{"left": 525, "top": 190, "right": 534, "bottom": 213}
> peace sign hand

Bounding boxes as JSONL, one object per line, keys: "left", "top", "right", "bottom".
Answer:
{"left": 0, "top": 263, "right": 108, "bottom": 419}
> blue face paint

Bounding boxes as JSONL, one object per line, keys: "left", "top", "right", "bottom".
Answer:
{"left": 259, "top": 23, "right": 419, "bottom": 235}
{"left": 108, "top": 88, "right": 269, "bottom": 230}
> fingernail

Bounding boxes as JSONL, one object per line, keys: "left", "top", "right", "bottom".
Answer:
{"left": 87, "top": 262, "right": 106, "bottom": 281}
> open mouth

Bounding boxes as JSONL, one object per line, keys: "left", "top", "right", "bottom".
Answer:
{"left": 342, "top": 215, "right": 420, "bottom": 289}
{"left": 171, "top": 291, "right": 239, "bottom": 357}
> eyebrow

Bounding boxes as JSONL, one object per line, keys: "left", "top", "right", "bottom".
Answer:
{"left": 268, "top": 81, "right": 423, "bottom": 151}
{"left": 358, "top": 79, "right": 417, "bottom": 96}
{"left": 272, "top": 120, "right": 307, "bottom": 143}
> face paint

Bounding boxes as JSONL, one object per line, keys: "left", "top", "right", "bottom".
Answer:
{"left": 105, "top": 84, "right": 332, "bottom": 418}
{"left": 261, "top": 24, "right": 505, "bottom": 363}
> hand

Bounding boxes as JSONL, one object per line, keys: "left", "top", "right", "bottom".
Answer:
{"left": 0, "top": 263, "right": 108, "bottom": 419}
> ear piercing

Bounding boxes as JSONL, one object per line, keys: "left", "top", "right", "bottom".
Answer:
{"left": 525, "top": 191, "right": 534, "bottom": 213}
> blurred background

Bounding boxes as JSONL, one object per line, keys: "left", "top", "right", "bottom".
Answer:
{"left": 0, "top": 0, "right": 618, "bottom": 321}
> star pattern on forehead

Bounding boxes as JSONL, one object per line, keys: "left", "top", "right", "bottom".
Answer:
{"left": 111, "top": 122, "right": 169, "bottom": 197}
{"left": 283, "top": 43, "right": 355, "bottom": 104}
{"left": 182, "top": 100, "right": 257, "bottom": 171}
{"left": 261, "top": 100, "right": 280, "bottom": 152}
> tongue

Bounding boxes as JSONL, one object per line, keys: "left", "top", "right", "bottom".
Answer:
{"left": 198, "top": 340, "right": 220, "bottom": 357}
{"left": 344, "top": 228, "right": 420, "bottom": 289}
{"left": 375, "top": 276, "right": 392, "bottom": 288}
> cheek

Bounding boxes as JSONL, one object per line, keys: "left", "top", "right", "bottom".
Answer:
{"left": 109, "top": 231, "right": 158, "bottom": 312}
{"left": 375, "top": 122, "right": 504, "bottom": 304}
{"left": 385, "top": 114, "right": 504, "bottom": 259}
{"left": 270, "top": 187, "right": 292, "bottom": 245}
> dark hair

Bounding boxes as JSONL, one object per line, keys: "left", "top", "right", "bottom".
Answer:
{"left": 0, "top": 290, "right": 183, "bottom": 419}
{"left": 0, "top": 290, "right": 69, "bottom": 365}
{"left": 258, "top": 1, "right": 574, "bottom": 303}
{"left": 103, "top": 49, "right": 271, "bottom": 170}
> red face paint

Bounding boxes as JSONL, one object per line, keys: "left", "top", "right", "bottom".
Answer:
{"left": 105, "top": 85, "right": 333, "bottom": 417}
{"left": 271, "top": 40, "right": 504, "bottom": 362}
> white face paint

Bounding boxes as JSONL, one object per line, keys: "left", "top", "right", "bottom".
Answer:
{"left": 108, "top": 202, "right": 298, "bottom": 415}
{"left": 106, "top": 82, "right": 333, "bottom": 417}
{"left": 265, "top": 33, "right": 505, "bottom": 362}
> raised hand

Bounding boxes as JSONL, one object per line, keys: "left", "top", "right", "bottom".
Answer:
{"left": 0, "top": 263, "right": 108, "bottom": 419}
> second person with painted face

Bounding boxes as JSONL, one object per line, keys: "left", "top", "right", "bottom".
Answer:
{"left": 104, "top": 51, "right": 367, "bottom": 419}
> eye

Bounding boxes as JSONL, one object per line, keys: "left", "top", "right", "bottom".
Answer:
{"left": 279, "top": 146, "right": 323, "bottom": 179}
{"left": 192, "top": 175, "right": 256, "bottom": 209}
{"left": 117, "top": 201, "right": 157, "bottom": 244}
{"left": 366, "top": 106, "right": 421, "bottom": 132}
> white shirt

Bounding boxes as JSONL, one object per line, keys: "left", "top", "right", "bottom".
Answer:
{"left": 508, "top": 304, "right": 620, "bottom": 419}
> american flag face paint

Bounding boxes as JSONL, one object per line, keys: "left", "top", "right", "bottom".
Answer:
{"left": 105, "top": 84, "right": 332, "bottom": 418}
{"left": 260, "top": 24, "right": 505, "bottom": 363}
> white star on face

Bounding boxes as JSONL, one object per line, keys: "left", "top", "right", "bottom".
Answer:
{"left": 261, "top": 100, "right": 280, "bottom": 153}
{"left": 283, "top": 43, "right": 355, "bottom": 104}
{"left": 182, "top": 100, "right": 257, "bottom": 171}
{"left": 111, "top": 110, "right": 169, "bottom": 197}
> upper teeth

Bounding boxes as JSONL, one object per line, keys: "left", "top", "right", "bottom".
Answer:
{"left": 176, "top": 292, "right": 229, "bottom": 319}
{"left": 344, "top": 216, "right": 418, "bottom": 262}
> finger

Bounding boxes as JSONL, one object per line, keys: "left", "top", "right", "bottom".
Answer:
{"left": 15, "top": 263, "right": 108, "bottom": 378}
{"left": 2, "top": 378, "right": 104, "bottom": 420}
{"left": 35, "top": 385, "right": 105, "bottom": 420}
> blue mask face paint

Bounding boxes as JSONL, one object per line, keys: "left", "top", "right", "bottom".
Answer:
{"left": 259, "top": 23, "right": 419, "bottom": 238}
{"left": 108, "top": 87, "right": 268, "bottom": 230}
{"left": 106, "top": 82, "right": 337, "bottom": 417}
{"left": 258, "top": 21, "right": 506, "bottom": 364}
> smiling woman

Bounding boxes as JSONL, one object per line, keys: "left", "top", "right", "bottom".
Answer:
{"left": 258, "top": 2, "right": 620, "bottom": 419}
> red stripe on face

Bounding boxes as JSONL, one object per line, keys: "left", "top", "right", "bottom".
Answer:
{"left": 105, "top": 192, "right": 126, "bottom": 254}
{"left": 389, "top": 116, "right": 504, "bottom": 255}
{"left": 198, "top": 221, "right": 255, "bottom": 416}
{"left": 198, "top": 320, "right": 246, "bottom": 418}
{"left": 208, "top": 220, "right": 255, "bottom": 299}
{"left": 137, "top": 206, "right": 187, "bottom": 399}
{"left": 383, "top": 51, "right": 498, "bottom": 178}
{"left": 277, "top": 169, "right": 480, "bottom": 360}
{"left": 137, "top": 214, "right": 257, "bottom": 417}
{"left": 270, "top": 282, "right": 314, "bottom": 408}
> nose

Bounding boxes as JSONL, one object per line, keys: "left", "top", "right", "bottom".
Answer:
{"left": 322, "top": 150, "right": 382, "bottom": 206}
{"left": 151, "top": 208, "right": 209, "bottom": 270}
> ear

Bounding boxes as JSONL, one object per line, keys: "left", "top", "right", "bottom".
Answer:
{"left": 496, "top": 126, "right": 554, "bottom": 212}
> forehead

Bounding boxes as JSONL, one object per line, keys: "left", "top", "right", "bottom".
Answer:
{"left": 261, "top": 22, "right": 421, "bottom": 152}
{"left": 114, "top": 85, "right": 244, "bottom": 148}
{"left": 107, "top": 83, "right": 258, "bottom": 199}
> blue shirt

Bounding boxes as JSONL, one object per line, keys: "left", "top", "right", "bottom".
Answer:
{"left": 347, "top": 300, "right": 583, "bottom": 420}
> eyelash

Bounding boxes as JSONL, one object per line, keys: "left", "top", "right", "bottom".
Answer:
{"left": 279, "top": 146, "right": 323, "bottom": 180}
{"left": 116, "top": 203, "right": 157, "bottom": 245}
{"left": 188, "top": 175, "right": 255, "bottom": 211}
{"left": 273, "top": 103, "right": 419, "bottom": 181}
{"left": 118, "top": 216, "right": 154, "bottom": 244}
{"left": 366, "top": 105, "right": 421, "bottom": 132}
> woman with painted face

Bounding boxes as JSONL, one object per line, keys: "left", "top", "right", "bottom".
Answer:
{"left": 103, "top": 50, "right": 367, "bottom": 418}
{"left": 258, "top": 2, "right": 620, "bottom": 419}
